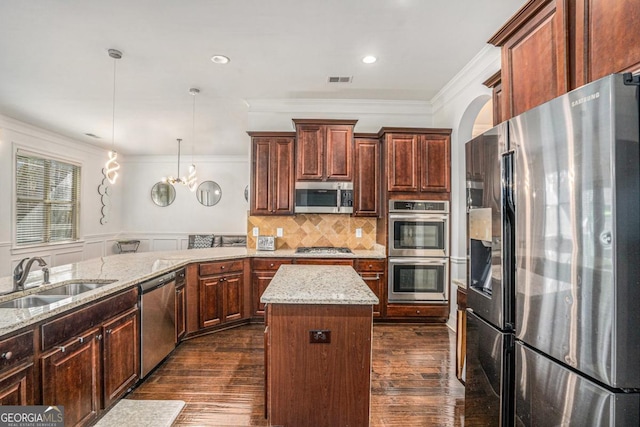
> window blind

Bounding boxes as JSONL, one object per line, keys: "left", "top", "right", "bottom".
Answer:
{"left": 16, "top": 153, "right": 80, "bottom": 246}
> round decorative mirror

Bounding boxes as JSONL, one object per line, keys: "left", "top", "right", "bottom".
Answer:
{"left": 150, "top": 182, "right": 176, "bottom": 207}
{"left": 196, "top": 180, "right": 222, "bottom": 206}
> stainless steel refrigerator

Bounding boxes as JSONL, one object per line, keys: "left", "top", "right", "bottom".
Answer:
{"left": 511, "top": 74, "right": 640, "bottom": 425}
{"left": 465, "top": 123, "right": 515, "bottom": 427}
{"left": 465, "top": 73, "right": 640, "bottom": 426}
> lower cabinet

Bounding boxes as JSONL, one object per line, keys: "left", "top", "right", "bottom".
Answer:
{"left": 251, "top": 259, "right": 293, "bottom": 318}
{"left": 0, "top": 330, "right": 35, "bottom": 405}
{"left": 41, "top": 328, "right": 102, "bottom": 427}
{"left": 199, "top": 260, "right": 244, "bottom": 329}
{"left": 39, "top": 289, "right": 139, "bottom": 427}
{"left": 355, "top": 259, "right": 385, "bottom": 318}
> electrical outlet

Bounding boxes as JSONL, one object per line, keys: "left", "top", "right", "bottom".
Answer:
{"left": 276, "top": 228, "right": 283, "bottom": 237}
{"left": 309, "top": 330, "right": 331, "bottom": 344}
{"left": 355, "top": 228, "right": 362, "bottom": 238}
{"left": 252, "top": 227, "right": 259, "bottom": 237}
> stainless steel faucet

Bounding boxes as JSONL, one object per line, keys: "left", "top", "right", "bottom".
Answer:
{"left": 13, "top": 257, "right": 48, "bottom": 291}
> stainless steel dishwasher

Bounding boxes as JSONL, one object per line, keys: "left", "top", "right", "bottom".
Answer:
{"left": 139, "top": 270, "right": 176, "bottom": 378}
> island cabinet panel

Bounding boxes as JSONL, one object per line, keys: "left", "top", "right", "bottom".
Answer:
{"left": 251, "top": 258, "right": 293, "bottom": 318}
{"left": 41, "top": 327, "right": 101, "bottom": 427}
{"left": 293, "top": 119, "right": 357, "bottom": 182}
{"left": 249, "top": 132, "right": 295, "bottom": 215}
{"left": 102, "top": 307, "right": 139, "bottom": 409}
{"left": 266, "top": 304, "right": 373, "bottom": 427}
{"left": 355, "top": 259, "right": 385, "bottom": 318}
{"left": 354, "top": 137, "right": 381, "bottom": 217}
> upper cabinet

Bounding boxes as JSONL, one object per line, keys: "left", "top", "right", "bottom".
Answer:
{"left": 490, "top": 0, "right": 640, "bottom": 120}
{"left": 249, "top": 132, "right": 295, "bottom": 215}
{"left": 353, "top": 135, "right": 381, "bottom": 217}
{"left": 381, "top": 128, "right": 451, "bottom": 195}
{"left": 293, "top": 119, "right": 357, "bottom": 181}
{"left": 489, "top": 0, "right": 569, "bottom": 119}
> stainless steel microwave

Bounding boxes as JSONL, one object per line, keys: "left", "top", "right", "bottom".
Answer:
{"left": 294, "top": 182, "right": 353, "bottom": 214}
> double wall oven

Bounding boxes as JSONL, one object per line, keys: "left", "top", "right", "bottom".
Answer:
{"left": 388, "top": 200, "right": 449, "bottom": 303}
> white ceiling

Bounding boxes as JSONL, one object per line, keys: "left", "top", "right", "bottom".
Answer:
{"left": 0, "top": 0, "right": 523, "bottom": 156}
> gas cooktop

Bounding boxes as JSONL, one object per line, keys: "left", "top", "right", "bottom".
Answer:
{"left": 295, "top": 246, "right": 353, "bottom": 254}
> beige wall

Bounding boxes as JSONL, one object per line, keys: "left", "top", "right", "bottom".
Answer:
{"left": 247, "top": 214, "right": 377, "bottom": 250}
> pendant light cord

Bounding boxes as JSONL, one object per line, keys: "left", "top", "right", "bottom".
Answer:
{"left": 111, "top": 58, "right": 117, "bottom": 151}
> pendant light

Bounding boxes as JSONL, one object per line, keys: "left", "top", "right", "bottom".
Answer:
{"left": 163, "top": 138, "right": 188, "bottom": 185}
{"left": 105, "top": 48, "right": 122, "bottom": 184}
{"left": 186, "top": 88, "right": 199, "bottom": 192}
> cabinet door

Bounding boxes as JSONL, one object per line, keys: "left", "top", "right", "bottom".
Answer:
{"left": 354, "top": 138, "right": 380, "bottom": 216}
{"left": 200, "top": 278, "right": 222, "bottom": 328}
{"left": 252, "top": 271, "right": 275, "bottom": 317}
{"left": 41, "top": 328, "right": 101, "bottom": 427}
{"left": 224, "top": 272, "right": 244, "bottom": 322}
{"left": 359, "top": 273, "right": 384, "bottom": 317}
{"left": 102, "top": 307, "right": 139, "bottom": 409}
{"left": 176, "top": 284, "right": 186, "bottom": 342}
{"left": 419, "top": 134, "right": 450, "bottom": 193}
{"left": 296, "top": 124, "right": 324, "bottom": 180}
{"left": 500, "top": 0, "right": 568, "bottom": 118}
{"left": 271, "top": 138, "right": 295, "bottom": 214}
{"left": 252, "top": 138, "right": 274, "bottom": 214}
{"left": 0, "top": 363, "right": 34, "bottom": 405}
{"left": 386, "top": 133, "right": 418, "bottom": 192}
{"left": 325, "top": 125, "right": 353, "bottom": 181}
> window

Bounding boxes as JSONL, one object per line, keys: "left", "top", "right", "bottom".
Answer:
{"left": 15, "top": 152, "right": 80, "bottom": 246}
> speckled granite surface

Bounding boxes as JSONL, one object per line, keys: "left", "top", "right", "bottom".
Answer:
{"left": 0, "top": 247, "right": 385, "bottom": 336}
{"left": 94, "top": 399, "right": 184, "bottom": 427}
{"left": 261, "top": 264, "right": 379, "bottom": 305}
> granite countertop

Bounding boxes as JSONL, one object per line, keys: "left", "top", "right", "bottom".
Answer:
{"left": 261, "top": 264, "right": 379, "bottom": 305}
{"left": 452, "top": 278, "right": 467, "bottom": 290}
{"left": 0, "top": 247, "right": 385, "bottom": 336}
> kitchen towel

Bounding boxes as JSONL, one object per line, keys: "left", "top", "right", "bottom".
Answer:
{"left": 94, "top": 399, "right": 185, "bottom": 427}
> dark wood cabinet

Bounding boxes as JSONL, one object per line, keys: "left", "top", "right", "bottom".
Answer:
{"left": 381, "top": 128, "right": 452, "bottom": 195}
{"left": 353, "top": 136, "right": 380, "bottom": 216}
{"left": 102, "top": 307, "right": 139, "bottom": 408}
{"left": 490, "top": 0, "right": 569, "bottom": 119}
{"left": 354, "top": 259, "right": 385, "bottom": 317}
{"left": 199, "top": 260, "right": 245, "bottom": 328}
{"left": 0, "top": 330, "right": 35, "bottom": 406}
{"left": 251, "top": 258, "right": 293, "bottom": 318}
{"left": 249, "top": 132, "right": 295, "bottom": 215}
{"left": 293, "top": 119, "right": 357, "bottom": 181}
{"left": 41, "top": 328, "right": 101, "bottom": 427}
{"left": 175, "top": 282, "right": 186, "bottom": 342}
{"left": 483, "top": 71, "right": 503, "bottom": 126}
{"left": 39, "top": 289, "right": 139, "bottom": 426}
{"left": 490, "top": 0, "right": 640, "bottom": 120}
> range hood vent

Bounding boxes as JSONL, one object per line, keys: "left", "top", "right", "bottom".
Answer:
{"left": 328, "top": 76, "right": 353, "bottom": 83}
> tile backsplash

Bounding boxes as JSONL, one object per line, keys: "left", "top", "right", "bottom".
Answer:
{"left": 247, "top": 214, "right": 377, "bottom": 250}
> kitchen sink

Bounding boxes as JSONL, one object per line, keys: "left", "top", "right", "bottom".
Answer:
{"left": 0, "top": 295, "right": 69, "bottom": 309}
{"left": 37, "top": 280, "right": 117, "bottom": 296}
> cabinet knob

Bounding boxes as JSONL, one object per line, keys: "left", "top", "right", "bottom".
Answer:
{"left": 1, "top": 351, "right": 12, "bottom": 360}
{"left": 270, "top": 263, "right": 275, "bottom": 268}
{"left": 96, "top": 334, "right": 103, "bottom": 341}
{"left": 368, "top": 264, "right": 373, "bottom": 268}
{"left": 78, "top": 337, "right": 84, "bottom": 343}
{"left": 221, "top": 266, "right": 225, "bottom": 270}
{"left": 416, "top": 310, "right": 421, "bottom": 314}
{"left": 106, "top": 329, "right": 113, "bottom": 335}
{"left": 56, "top": 346, "right": 66, "bottom": 353}
{"left": 219, "top": 278, "right": 224, "bottom": 282}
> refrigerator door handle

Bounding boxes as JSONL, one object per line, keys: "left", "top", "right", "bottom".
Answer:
{"left": 502, "top": 151, "right": 516, "bottom": 329}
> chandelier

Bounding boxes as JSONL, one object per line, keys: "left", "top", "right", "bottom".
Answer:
{"left": 105, "top": 48, "right": 122, "bottom": 184}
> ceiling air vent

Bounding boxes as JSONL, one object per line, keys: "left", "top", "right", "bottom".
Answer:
{"left": 328, "top": 76, "right": 353, "bottom": 83}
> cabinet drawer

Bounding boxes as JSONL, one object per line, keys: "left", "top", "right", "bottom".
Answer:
{"left": 355, "top": 259, "right": 385, "bottom": 272}
{"left": 252, "top": 258, "right": 293, "bottom": 271}
{"left": 41, "top": 288, "right": 138, "bottom": 351}
{"left": 199, "top": 259, "right": 244, "bottom": 276}
{"left": 385, "top": 304, "right": 448, "bottom": 319}
{"left": 0, "top": 331, "right": 33, "bottom": 372}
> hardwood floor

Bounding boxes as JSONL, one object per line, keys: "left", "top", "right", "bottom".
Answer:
{"left": 128, "top": 323, "right": 465, "bottom": 426}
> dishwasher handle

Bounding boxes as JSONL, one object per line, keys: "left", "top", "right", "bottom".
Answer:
{"left": 139, "top": 271, "right": 177, "bottom": 294}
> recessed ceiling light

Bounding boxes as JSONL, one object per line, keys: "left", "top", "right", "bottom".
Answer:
{"left": 211, "top": 55, "right": 230, "bottom": 64}
{"left": 362, "top": 55, "right": 377, "bottom": 64}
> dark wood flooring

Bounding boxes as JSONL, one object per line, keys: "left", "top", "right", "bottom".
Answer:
{"left": 128, "top": 323, "right": 465, "bottom": 426}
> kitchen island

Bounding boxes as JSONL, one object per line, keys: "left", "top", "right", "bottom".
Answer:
{"left": 261, "top": 264, "right": 378, "bottom": 427}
